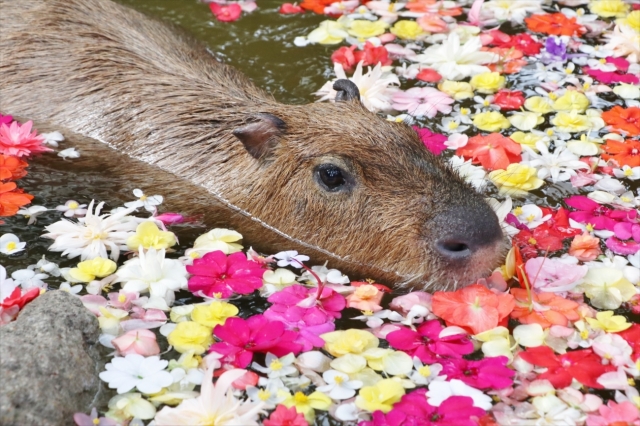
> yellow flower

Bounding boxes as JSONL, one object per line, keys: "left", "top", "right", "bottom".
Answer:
{"left": 580, "top": 268, "right": 636, "bottom": 310}
{"left": 589, "top": 0, "right": 629, "bottom": 18}
{"left": 355, "top": 379, "right": 405, "bottom": 413}
{"left": 524, "top": 96, "right": 554, "bottom": 114}
{"left": 617, "top": 10, "right": 640, "bottom": 32}
{"left": 168, "top": 351, "right": 202, "bottom": 371}
{"left": 321, "top": 329, "right": 379, "bottom": 357}
{"left": 470, "top": 72, "right": 505, "bottom": 94}
{"left": 473, "top": 111, "right": 511, "bottom": 132}
{"left": 167, "top": 321, "right": 213, "bottom": 354}
{"left": 489, "top": 164, "right": 544, "bottom": 197}
{"left": 509, "top": 132, "right": 549, "bottom": 152}
{"left": 97, "top": 306, "right": 129, "bottom": 335}
{"left": 191, "top": 301, "right": 238, "bottom": 328}
{"left": 193, "top": 228, "right": 243, "bottom": 254}
{"left": 390, "top": 20, "right": 425, "bottom": 40}
{"left": 347, "top": 20, "right": 389, "bottom": 40}
{"left": 126, "top": 221, "right": 177, "bottom": 251}
{"left": 551, "top": 110, "right": 594, "bottom": 133}
{"left": 438, "top": 81, "right": 474, "bottom": 100}
{"left": 69, "top": 257, "right": 117, "bottom": 282}
{"left": 475, "top": 326, "right": 514, "bottom": 361}
{"left": 307, "top": 20, "right": 349, "bottom": 45}
{"left": 362, "top": 348, "right": 413, "bottom": 376}
{"left": 508, "top": 112, "right": 544, "bottom": 131}
{"left": 170, "top": 304, "right": 195, "bottom": 323}
{"left": 553, "top": 91, "right": 590, "bottom": 113}
{"left": 283, "top": 391, "right": 331, "bottom": 423}
{"left": 586, "top": 311, "right": 632, "bottom": 333}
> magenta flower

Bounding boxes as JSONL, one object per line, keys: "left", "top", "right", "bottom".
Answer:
{"left": 359, "top": 389, "right": 485, "bottom": 426}
{"left": 264, "top": 302, "right": 336, "bottom": 351}
{"left": 605, "top": 237, "right": 640, "bottom": 255}
{"left": 187, "top": 250, "right": 265, "bottom": 298}
{"left": 413, "top": 126, "right": 447, "bottom": 155}
{"left": 265, "top": 284, "right": 345, "bottom": 326}
{"left": 614, "top": 221, "right": 640, "bottom": 242}
{"left": 0, "top": 114, "right": 13, "bottom": 126}
{"left": 386, "top": 320, "right": 473, "bottom": 363}
{"left": 391, "top": 87, "right": 454, "bottom": 118}
{"left": 440, "top": 356, "right": 514, "bottom": 390}
{"left": 565, "top": 196, "right": 618, "bottom": 231}
{"left": 210, "top": 315, "right": 302, "bottom": 368}
{"left": 0, "top": 120, "right": 52, "bottom": 157}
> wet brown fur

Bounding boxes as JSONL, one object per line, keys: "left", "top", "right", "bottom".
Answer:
{"left": 0, "top": 0, "right": 506, "bottom": 290}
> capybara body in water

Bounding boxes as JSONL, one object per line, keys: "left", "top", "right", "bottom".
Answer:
{"left": 0, "top": 0, "right": 506, "bottom": 290}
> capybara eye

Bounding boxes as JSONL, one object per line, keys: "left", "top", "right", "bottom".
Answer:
{"left": 316, "top": 164, "right": 347, "bottom": 191}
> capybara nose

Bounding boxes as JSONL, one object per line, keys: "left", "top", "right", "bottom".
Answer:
{"left": 432, "top": 204, "right": 504, "bottom": 263}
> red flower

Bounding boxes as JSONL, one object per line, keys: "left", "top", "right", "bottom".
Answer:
{"left": 264, "top": 405, "right": 308, "bottom": 426}
{"left": 187, "top": 250, "right": 266, "bottom": 298}
{"left": 354, "top": 42, "right": 392, "bottom": 68}
{"left": 331, "top": 46, "right": 357, "bottom": 71}
{"left": 432, "top": 284, "right": 514, "bottom": 334}
{"left": 513, "top": 227, "right": 565, "bottom": 259}
{"left": 1, "top": 287, "right": 40, "bottom": 311}
{"left": 209, "top": 3, "right": 242, "bottom": 22}
{"left": 519, "top": 346, "right": 615, "bottom": 389}
{"left": 416, "top": 68, "right": 443, "bottom": 83}
{"left": 617, "top": 324, "right": 640, "bottom": 361}
{"left": 494, "top": 33, "right": 543, "bottom": 56}
{"left": 279, "top": 3, "right": 304, "bottom": 13}
{"left": 600, "top": 138, "right": 640, "bottom": 167}
{"left": 456, "top": 133, "right": 522, "bottom": 171}
{"left": 602, "top": 106, "right": 640, "bottom": 137}
{"left": 492, "top": 90, "right": 525, "bottom": 111}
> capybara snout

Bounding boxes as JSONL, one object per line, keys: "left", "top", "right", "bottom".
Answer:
{"left": 0, "top": 0, "right": 506, "bottom": 290}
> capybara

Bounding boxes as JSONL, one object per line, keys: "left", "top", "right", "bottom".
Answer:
{"left": 0, "top": 0, "right": 506, "bottom": 290}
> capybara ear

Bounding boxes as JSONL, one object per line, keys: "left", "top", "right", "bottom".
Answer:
{"left": 333, "top": 79, "right": 361, "bottom": 103}
{"left": 232, "top": 113, "right": 286, "bottom": 159}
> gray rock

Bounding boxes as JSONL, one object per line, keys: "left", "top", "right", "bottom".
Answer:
{"left": 0, "top": 290, "right": 102, "bottom": 426}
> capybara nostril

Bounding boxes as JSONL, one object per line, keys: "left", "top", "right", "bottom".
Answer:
{"left": 435, "top": 239, "right": 472, "bottom": 261}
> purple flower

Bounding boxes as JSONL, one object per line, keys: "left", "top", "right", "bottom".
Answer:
{"left": 542, "top": 36, "right": 567, "bottom": 62}
{"left": 210, "top": 315, "right": 302, "bottom": 368}
{"left": 413, "top": 126, "right": 447, "bottom": 155}
{"left": 386, "top": 320, "right": 473, "bottom": 364}
{"left": 441, "top": 356, "right": 515, "bottom": 390}
{"left": 358, "top": 389, "right": 485, "bottom": 426}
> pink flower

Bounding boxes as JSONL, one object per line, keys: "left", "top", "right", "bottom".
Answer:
{"left": 386, "top": 320, "right": 473, "bottom": 364}
{"left": 441, "top": 356, "right": 514, "bottom": 390}
{"left": 187, "top": 250, "right": 265, "bottom": 298}
{"left": 209, "top": 3, "right": 242, "bottom": 21}
{"left": 605, "top": 236, "right": 640, "bottom": 255}
{"left": 391, "top": 87, "right": 454, "bottom": 118}
{"left": 0, "top": 121, "right": 52, "bottom": 157}
{"left": 359, "top": 389, "right": 485, "bottom": 426}
{"left": 524, "top": 257, "right": 588, "bottom": 294}
{"left": 614, "top": 221, "right": 640, "bottom": 242}
{"left": 279, "top": 3, "right": 304, "bottom": 14}
{"left": 121, "top": 307, "right": 167, "bottom": 331}
{"left": 74, "top": 408, "right": 117, "bottom": 426}
{"left": 389, "top": 291, "right": 432, "bottom": 315}
{"left": 0, "top": 114, "right": 13, "bottom": 126}
{"left": 210, "top": 315, "right": 302, "bottom": 368}
{"left": 586, "top": 401, "right": 640, "bottom": 426}
{"left": 264, "top": 405, "right": 309, "bottom": 426}
{"left": 345, "top": 282, "right": 387, "bottom": 312}
{"left": 412, "top": 126, "right": 447, "bottom": 155}
{"left": 112, "top": 329, "right": 160, "bottom": 356}
{"left": 107, "top": 291, "right": 138, "bottom": 310}
{"left": 265, "top": 284, "right": 345, "bottom": 325}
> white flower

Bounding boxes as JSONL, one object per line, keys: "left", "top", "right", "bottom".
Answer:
{"left": 438, "top": 116, "right": 470, "bottom": 134}
{"left": 513, "top": 204, "right": 552, "bottom": 229}
{"left": 317, "top": 369, "right": 363, "bottom": 400}
{"left": 100, "top": 354, "right": 173, "bottom": 394}
{"left": 427, "top": 379, "right": 493, "bottom": 410}
{"left": 246, "top": 379, "right": 289, "bottom": 409}
{"left": 153, "top": 365, "right": 265, "bottom": 425}
{"left": 43, "top": 200, "right": 137, "bottom": 261}
{"left": 448, "top": 155, "right": 487, "bottom": 190}
{"left": 412, "top": 33, "right": 498, "bottom": 81}
{"left": 613, "top": 83, "right": 640, "bottom": 100}
{"left": 125, "top": 188, "right": 163, "bottom": 213}
{"left": 409, "top": 358, "right": 444, "bottom": 386}
{"left": 604, "top": 23, "right": 640, "bottom": 64}
{"left": 613, "top": 165, "right": 640, "bottom": 180}
{"left": 0, "top": 234, "right": 26, "bottom": 255}
{"left": 530, "top": 394, "right": 583, "bottom": 425}
{"left": 523, "top": 141, "right": 589, "bottom": 183}
{"left": 116, "top": 247, "right": 187, "bottom": 299}
{"left": 481, "top": 0, "right": 544, "bottom": 23}
{"left": 273, "top": 250, "right": 310, "bottom": 268}
{"left": 314, "top": 62, "right": 400, "bottom": 112}
{"left": 55, "top": 200, "right": 88, "bottom": 218}
{"left": 261, "top": 268, "right": 298, "bottom": 297}
{"left": 579, "top": 267, "right": 636, "bottom": 310}
{"left": 252, "top": 353, "right": 298, "bottom": 379}
{"left": 0, "top": 265, "right": 18, "bottom": 303}
{"left": 352, "top": 309, "right": 403, "bottom": 328}
{"left": 28, "top": 256, "right": 61, "bottom": 277}
{"left": 106, "top": 393, "right": 156, "bottom": 422}
{"left": 17, "top": 205, "right": 47, "bottom": 225}
{"left": 300, "top": 264, "right": 349, "bottom": 285}
{"left": 593, "top": 176, "right": 627, "bottom": 195}
{"left": 40, "top": 131, "right": 64, "bottom": 147}
{"left": 58, "top": 282, "right": 83, "bottom": 295}
{"left": 57, "top": 147, "right": 80, "bottom": 159}
{"left": 592, "top": 334, "right": 633, "bottom": 367}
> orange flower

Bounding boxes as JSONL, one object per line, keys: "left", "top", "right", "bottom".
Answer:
{"left": 600, "top": 138, "right": 640, "bottom": 167}
{"left": 0, "top": 155, "right": 28, "bottom": 181}
{"left": 483, "top": 47, "right": 527, "bottom": 74}
{"left": 524, "top": 13, "right": 586, "bottom": 37}
{"left": 0, "top": 182, "right": 33, "bottom": 217}
{"left": 602, "top": 106, "right": 640, "bottom": 136}
{"left": 510, "top": 288, "right": 580, "bottom": 328}
{"left": 346, "top": 281, "right": 389, "bottom": 312}
{"left": 300, "top": 0, "right": 338, "bottom": 14}
{"left": 432, "top": 284, "right": 515, "bottom": 335}
{"left": 569, "top": 232, "right": 602, "bottom": 262}
{"left": 405, "top": 0, "right": 438, "bottom": 13}
{"left": 456, "top": 133, "right": 522, "bottom": 171}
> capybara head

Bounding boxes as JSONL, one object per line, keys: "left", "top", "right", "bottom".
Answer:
{"left": 231, "top": 81, "right": 506, "bottom": 290}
